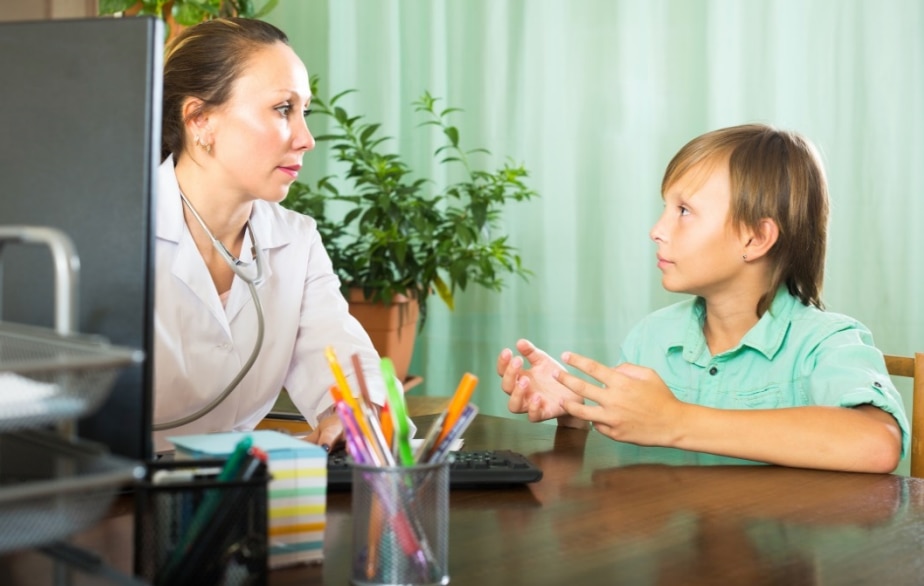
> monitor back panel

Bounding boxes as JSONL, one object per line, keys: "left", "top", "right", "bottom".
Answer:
{"left": 0, "top": 17, "right": 162, "bottom": 460}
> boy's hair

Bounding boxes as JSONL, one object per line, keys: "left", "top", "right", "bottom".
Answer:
{"left": 661, "top": 124, "right": 829, "bottom": 316}
{"left": 160, "top": 17, "right": 290, "bottom": 162}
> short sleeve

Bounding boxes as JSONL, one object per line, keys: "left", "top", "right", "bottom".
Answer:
{"left": 806, "top": 324, "right": 911, "bottom": 457}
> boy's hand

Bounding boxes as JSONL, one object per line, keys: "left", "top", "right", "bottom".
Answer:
{"left": 557, "top": 351, "right": 685, "bottom": 446}
{"left": 497, "top": 339, "right": 587, "bottom": 427}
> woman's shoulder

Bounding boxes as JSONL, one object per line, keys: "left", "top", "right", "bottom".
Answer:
{"left": 250, "top": 201, "right": 321, "bottom": 248}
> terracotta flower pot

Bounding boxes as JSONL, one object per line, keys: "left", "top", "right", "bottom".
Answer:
{"left": 346, "top": 289, "right": 419, "bottom": 383}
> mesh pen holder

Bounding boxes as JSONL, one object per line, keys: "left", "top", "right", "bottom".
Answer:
{"left": 134, "top": 459, "right": 270, "bottom": 586}
{"left": 351, "top": 460, "right": 450, "bottom": 586}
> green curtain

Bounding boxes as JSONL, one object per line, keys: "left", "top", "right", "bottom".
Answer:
{"left": 267, "top": 0, "right": 924, "bottom": 475}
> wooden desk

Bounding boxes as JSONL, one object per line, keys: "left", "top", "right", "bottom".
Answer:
{"left": 272, "top": 414, "right": 924, "bottom": 585}
{"left": 4, "top": 415, "right": 924, "bottom": 585}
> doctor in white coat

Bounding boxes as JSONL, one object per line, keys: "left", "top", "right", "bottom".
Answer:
{"left": 152, "top": 18, "right": 393, "bottom": 452}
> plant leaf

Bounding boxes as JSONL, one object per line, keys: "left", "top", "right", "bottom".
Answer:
{"left": 433, "top": 274, "right": 454, "bottom": 311}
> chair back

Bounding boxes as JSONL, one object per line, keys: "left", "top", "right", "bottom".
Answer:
{"left": 884, "top": 353, "right": 924, "bottom": 477}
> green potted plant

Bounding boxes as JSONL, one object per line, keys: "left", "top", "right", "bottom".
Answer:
{"left": 99, "top": 0, "right": 278, "bottom": 40}
{"left": 283, "top": 78, "right": 538, "bottom": 381}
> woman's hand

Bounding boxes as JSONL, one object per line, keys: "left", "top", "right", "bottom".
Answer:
{"left": 305, "top": 409, "right": 344, "bottom": 451}
{"left": 497, "top": 339, "right": 587, "bottom": 427}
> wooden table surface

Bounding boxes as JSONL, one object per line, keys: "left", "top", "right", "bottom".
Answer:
{"left": 4, "top": 413, "right": 924, "bottom": 585}
{"left": 269, "top": 414, "right": 924, "bottom": 585}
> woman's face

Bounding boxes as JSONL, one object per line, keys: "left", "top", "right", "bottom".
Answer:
{"left": 207, "top": 41, "right": 315, "bottom": 204}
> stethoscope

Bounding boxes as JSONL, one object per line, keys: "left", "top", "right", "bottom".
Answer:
{"left": 153, "top": 192, "right": 267, "bottom": 431}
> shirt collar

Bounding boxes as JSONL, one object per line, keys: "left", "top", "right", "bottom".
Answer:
{"left": 671, "top": 286, "right": 798, "bottom": 363}
{"left": 157, "top": 155, "right": 294, "bottom": 251}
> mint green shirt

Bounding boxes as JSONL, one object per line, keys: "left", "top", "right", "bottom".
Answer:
{"left": 620, "top": 288, "right": 911, "bottom": 456}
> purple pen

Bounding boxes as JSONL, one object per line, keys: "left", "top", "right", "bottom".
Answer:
{"left": 429, "top": 404, "right": 479, "bottom": 464}
{"left": 337, "top": 401, "right": 374, "bottom": 465}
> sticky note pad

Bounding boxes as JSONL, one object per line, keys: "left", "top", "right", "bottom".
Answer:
{"left": 169, "top": 430, "right": 327, "bottom": 568}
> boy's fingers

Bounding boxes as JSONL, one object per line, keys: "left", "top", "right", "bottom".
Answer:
{"left": 561, "top": 351, "right": 611, "bottom": 385}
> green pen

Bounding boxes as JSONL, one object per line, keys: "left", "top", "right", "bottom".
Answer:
{"left": 157, "top": 435, "right": 254, "bottom": 585}
{"left": 382, "top": 358, "right": 415, "bottom": 467}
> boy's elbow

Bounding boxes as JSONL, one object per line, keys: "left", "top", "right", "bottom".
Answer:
{"left": 864, "top": 442, "right": 901, "bottom": 474}
{"left": 851, "top": 406, "right": 904, "bottom": 474}
{"left": 859, "top": 424, "right": 903, "bottom": 474}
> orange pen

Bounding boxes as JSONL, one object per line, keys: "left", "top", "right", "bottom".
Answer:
{"left": 435, "top": 372, "right": 478, "bottom": 446}
{"left": 380, "top": 402, "right": 394, "bottom": 453}
{"left": 328, "top": 383, "right": 344, "bottom": 405}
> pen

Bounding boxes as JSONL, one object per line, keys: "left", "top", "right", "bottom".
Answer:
{"left": 337, "top": 401, "right": 375, "bottom": 465}
{"left": 328, "top": 383, "right": 344, "bottom": 405}
{"left": 351, "top": 352, "right": 394, "bottom": 466}
{"left": 381, "top": 358, "right": 414, "bottom": 467}
{"left": 157, "top": 436, "right": 253, "bottom": 585}
{"left": 414, "top": 410, "right": 448, "bottom": 463}
{"left": 326, "top": 346, "right": 382, "bottom": 462}
{"left": 429, "top": 403, "right": 479, "bottom": 464}
{"left": 434, "top": 373, "right": 478, "bottom": 447}
{"left": 351, "top": 353, "right": 375, "bottom": 411}
{"left": 380, "top": 402, "right": 394, "bottom": 454}
{"left": 235, "top": 446, "right": 269, "bottom": 481}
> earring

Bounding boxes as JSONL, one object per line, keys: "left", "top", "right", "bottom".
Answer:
{"left": 742, "top": 254, "right": 748, "bottom": 261}
{"left": 195, "top": 135, "right": 212, "bottom": 154}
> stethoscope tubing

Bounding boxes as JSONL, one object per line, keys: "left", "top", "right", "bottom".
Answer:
{"left": 153, "top": 194, "right": 267, "bottom": 431}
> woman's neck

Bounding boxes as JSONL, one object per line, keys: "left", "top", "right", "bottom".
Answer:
{"left": 174, "top": 154, "right": 252, "bottom": 243}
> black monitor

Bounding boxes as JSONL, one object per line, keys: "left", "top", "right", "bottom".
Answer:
{"left": 0, "top": 17, "right": 161, "bottom": 460}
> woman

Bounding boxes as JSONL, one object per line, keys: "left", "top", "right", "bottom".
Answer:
{"left": 153, "top": 17, "right": 391, "bottom": 451}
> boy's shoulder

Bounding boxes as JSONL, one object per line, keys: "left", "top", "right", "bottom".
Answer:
{"left": 787, "top": 300, "right": 870, "bottom": 334}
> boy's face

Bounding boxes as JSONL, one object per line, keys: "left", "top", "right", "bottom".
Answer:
{"left": 649, "top": 158, "right": 749, "bottom": 298}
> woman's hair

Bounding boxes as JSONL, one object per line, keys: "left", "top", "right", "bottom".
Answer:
{"left": 661, "top": 124, "right": 829, "bottom": 316}
{"left": 161, "top": 17, "right": 290, "bottom": 161}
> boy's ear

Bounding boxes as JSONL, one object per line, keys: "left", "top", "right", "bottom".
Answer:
{"left": 743, "top": 218, "right": 779, "bottom": 261}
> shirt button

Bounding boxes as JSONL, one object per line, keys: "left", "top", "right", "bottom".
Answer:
{"left": 709, "top": 366, "right": 718, "bottom": 376}
{"left": 873, "top": 381, "right": 882, "bottom": 388}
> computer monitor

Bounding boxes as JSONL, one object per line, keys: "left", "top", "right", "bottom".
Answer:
{"left": 0, "top": 17, "right": 161, "bottom": 460}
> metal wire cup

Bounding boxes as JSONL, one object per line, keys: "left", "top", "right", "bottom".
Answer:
{"left": 350, "top": 460, "right": 450, "bottom": 586}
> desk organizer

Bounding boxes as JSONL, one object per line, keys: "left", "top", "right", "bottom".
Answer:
{"left": 169, "top": 430, "right": 328, "bottom": 569}
{"left": 0, "top": 320, "right": 142, "bottom": 432}
{"left": 0, "top": 430, "right": 143, "bottom": 553}
{"left": 0, "top": 226, "right": 144, "bottom": 555}
{"left": 134, "top": 459, "right": 270, "bottom": 586}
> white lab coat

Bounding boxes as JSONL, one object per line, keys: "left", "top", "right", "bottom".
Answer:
{"left": 152, "top": 157, "right": 390, "bottom": 451}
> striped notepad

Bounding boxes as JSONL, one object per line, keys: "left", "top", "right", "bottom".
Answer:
{"left": 169, "top": 430, "right": 328, "bottom": 568}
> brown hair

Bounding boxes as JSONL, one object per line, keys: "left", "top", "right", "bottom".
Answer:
{"left": 661, "top": 124, "right": 829, "bottom": 316}
{"left": 161, "top": 17, "right": 290, "bottom": 161}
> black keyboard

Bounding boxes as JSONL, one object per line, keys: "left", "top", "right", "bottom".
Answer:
{"left": 326, "top": 449, "right": 543, "bottom": 490}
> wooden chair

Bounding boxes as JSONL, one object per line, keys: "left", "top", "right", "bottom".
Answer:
{"left": 884, "top": 353, "right": 924, "bottom": 477}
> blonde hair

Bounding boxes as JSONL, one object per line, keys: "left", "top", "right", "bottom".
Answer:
{"left": 160, "top": 17, "right": 289, "bottom": 161}
{"left": 662, "top": 124, "right": 829, "bottom": 316}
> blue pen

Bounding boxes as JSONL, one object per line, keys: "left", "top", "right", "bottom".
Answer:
{"left": 429, "top": 404, "right": 479, "bottom": 464}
